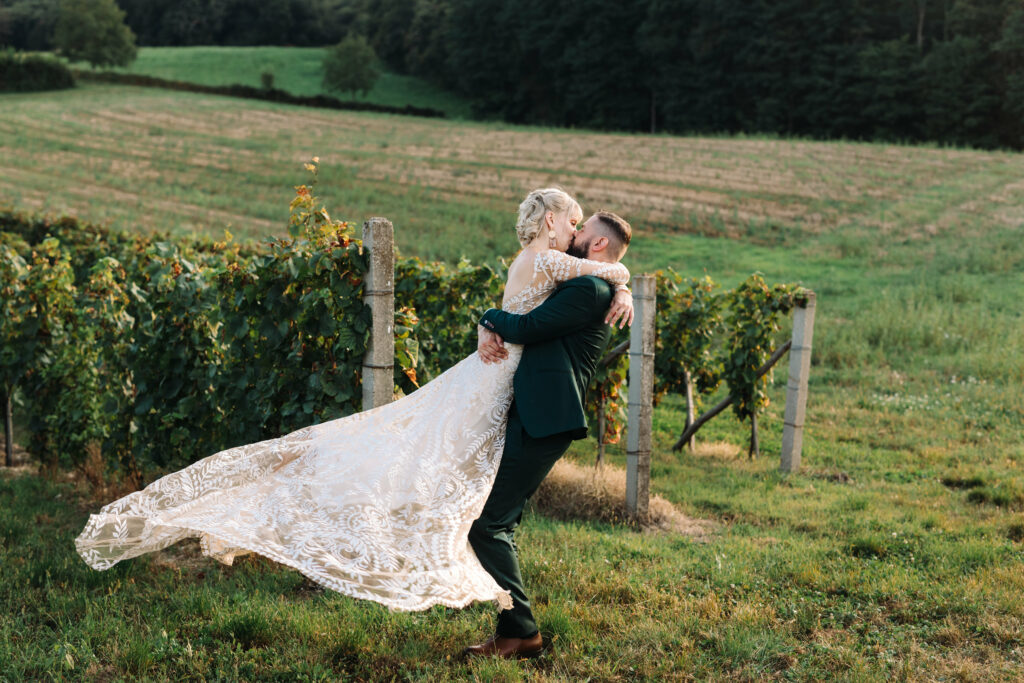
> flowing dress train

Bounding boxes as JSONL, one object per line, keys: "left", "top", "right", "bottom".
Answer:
{"left": 75, "top": 250, "right": 628, "bottom": 611}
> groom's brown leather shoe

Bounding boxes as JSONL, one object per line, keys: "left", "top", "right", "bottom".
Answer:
{"left": 463, "top": 632, "right": 545, "bottom": 660}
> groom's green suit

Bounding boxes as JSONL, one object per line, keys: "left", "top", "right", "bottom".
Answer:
{"left": 471, "top": 275, "right": 613, "bottom": 638}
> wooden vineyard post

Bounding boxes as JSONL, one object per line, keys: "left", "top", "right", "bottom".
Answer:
{"left": 361, "top": 218, "right": 395, "bottom": 411}
{"left": 749, "top": 413, "right": 759, "bottom": 459}
{"left": 781, "top": 292, "right": 816, "bottom": 473}
{"left": 3, "top": 387, "right": 12, "bottom": 467}
{"left": 684, "top": 369, "right": 696, "bottom": 452}
{"left": 626, "top": 275, "right": 655, "bottom": 520}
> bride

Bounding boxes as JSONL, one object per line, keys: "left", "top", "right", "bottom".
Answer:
{"left": 75, "top": 188, "right": 631, "bottom": 612}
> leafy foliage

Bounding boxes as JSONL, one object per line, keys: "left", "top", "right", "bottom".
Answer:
{"left": 722, "top": 274, "right": 806, "bottom": 422}
{"left": 0, "top": 237, "right": 76, "bottom": 414}
{"left": 54, "top": 0, "right": 137, "bottom": 69}
{"left": 586, "top": 334, "right": 629, "bottom": 446}
{"left": 994, "top": 6, "right": 1024, "bottom": 148}
{"left": 393, "top": 256, "right": 503, "bottom": 392}
{"left": 322, "top": 34, "right": 379, "bottom": 99}
{"left": 654, "top": 271, "right": 723, "bottom": 406}
{"left": 0, "top": 49, "right": 75, "bottom": 92}
{"left": 588, "top": 270, "right": 803, "bottom": 448}
{"left": 0, "top": 164, "right": 372, "bottom": 480}
{"left": 32, "top": 254, "right": 134, "bottom": 476}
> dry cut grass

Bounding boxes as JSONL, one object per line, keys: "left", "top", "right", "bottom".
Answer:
{"left": 534, "top": 457, "right": 718, "bottom": 539}
{"left": 3, "top": 84, "right": 1024, "bottom": 253}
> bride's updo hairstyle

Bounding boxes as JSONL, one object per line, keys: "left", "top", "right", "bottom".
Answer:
{"left": 515, "top": 187, "right": 582, "bottom": 247}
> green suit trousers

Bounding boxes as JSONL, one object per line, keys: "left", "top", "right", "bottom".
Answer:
{"left": 468, "top": 400, "right": 573, "bottom": 638}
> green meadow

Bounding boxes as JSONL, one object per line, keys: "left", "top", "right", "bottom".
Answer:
{"left": 1, "top": 77, "right": 1023, "bottom": 680}
{"left": 105, "top": 46, "right": 475, "bottom": 119}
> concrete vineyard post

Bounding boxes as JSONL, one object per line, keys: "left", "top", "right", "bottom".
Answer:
{"left": 361, "top": 218, "right": 395, "bottom": 411}
{"left": 781, "top": 292, "right": 816, "bottom": 472}
{"left": 626, "top": 275, "right": 655, "bottom": 519}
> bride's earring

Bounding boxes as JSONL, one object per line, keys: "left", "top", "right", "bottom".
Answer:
{"left": 548, "top": 229, "right": 557, "bottom": 248}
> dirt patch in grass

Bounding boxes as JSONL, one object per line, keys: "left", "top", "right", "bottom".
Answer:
{"left": 0, "top": 442, "right": 35, "bottom": 477}
{"left": 150, "top": 537, "right": 214, "bottom": 573}
{"left": 686, "top": 440, "right": 743, "bottom": 460}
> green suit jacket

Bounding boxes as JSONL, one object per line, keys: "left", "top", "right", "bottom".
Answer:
{"left": 479, "top": 275, "right": 613, "bottom": 440}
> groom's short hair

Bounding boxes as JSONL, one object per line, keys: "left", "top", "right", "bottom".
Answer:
{"left": 594, "top": 211, "right": 631, "bottom": 259}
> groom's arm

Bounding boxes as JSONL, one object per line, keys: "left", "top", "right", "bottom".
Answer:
{"left": 479, "top": 277, "right": 613, "bottom": 346}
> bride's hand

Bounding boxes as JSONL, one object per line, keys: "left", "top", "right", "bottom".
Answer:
{"left": 477, "top": 325, "right": 508, "bottom": 364}
{"left": 605, "top": 289, "right": 634, "bottom": 329}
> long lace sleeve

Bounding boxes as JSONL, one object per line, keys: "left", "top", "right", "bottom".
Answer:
{"left": 533, "top": 250, "right": 630, "bottom": 289}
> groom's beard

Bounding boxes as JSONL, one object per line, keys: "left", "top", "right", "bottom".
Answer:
{"left": 565, "top": 234, "right": 591, "bottom": 259}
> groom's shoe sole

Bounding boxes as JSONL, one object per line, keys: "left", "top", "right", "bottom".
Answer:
{"left": 518, "top": 644, "right": 547, "bottom": 660}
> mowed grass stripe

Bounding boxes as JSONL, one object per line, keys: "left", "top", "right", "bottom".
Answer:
{"left": 4, "top": 84, "right": 1023, "bottom": 258}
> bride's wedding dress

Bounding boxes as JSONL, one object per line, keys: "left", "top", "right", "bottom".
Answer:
{"left": 75, "top": 250, "right": 628, "bottom": 611}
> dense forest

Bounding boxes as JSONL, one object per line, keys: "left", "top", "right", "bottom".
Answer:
{"left": 3, "top": 0, "right": 1023, "bottom": 149}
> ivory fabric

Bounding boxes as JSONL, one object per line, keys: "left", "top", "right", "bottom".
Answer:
{"left": 75, "top": 250, "right": 627, "bottom": 611}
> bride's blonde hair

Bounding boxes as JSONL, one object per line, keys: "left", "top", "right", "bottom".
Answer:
{"left": 515, "top": 188, "right": 582, "bottom": 247}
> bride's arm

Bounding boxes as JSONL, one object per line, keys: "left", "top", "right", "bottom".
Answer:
{"left": 534, "top": 251, "right": 633, "bottom": 327}
{"left": 535, "top": 250, "right": 630, "bottom": 288}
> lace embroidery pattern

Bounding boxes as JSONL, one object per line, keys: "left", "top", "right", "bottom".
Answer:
{"left": 75, "top": 249, "right": 628, "bottom": 612}
{"left": 503, "top": 250, "right": 629, "bottom": 314}
{"left": 77, "top": 348, "right": 521, "bottom": 611}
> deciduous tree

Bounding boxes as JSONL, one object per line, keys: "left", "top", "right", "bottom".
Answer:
{"left": 322, "top": 35, "right": 379, "bottom": 98}
{"left": 54, "top": 0, "right": 136, "bottom": 69}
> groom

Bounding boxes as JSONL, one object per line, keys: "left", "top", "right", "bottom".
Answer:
{"left": 465, "top": 211, "right": 633, "bottom": 659}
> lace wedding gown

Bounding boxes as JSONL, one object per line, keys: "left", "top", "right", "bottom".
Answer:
{"left": 75, "top": 250, "right": 628, "bottom": 611}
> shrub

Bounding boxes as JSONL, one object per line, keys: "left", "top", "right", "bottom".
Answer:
{"left": 0, "top": 50, "right": 75, "bottom": 93}
{"left": 322, "top": 35, "right": 379, "bottom": 99}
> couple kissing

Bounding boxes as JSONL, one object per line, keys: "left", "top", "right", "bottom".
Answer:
{"left": 75, "top": 187, "right": 633, "bottom": 661}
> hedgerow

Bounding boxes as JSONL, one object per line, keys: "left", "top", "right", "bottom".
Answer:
{"left": 0, "top": 50, "right": 75, "bottom": 93}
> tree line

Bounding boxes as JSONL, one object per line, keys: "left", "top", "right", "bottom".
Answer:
{"left": 0, "top": 0, "right": 355, "bottom": 50}
{"left": 3, "top": 0, "right": 1022, "bottom": 149}
{"left": 404, "top": 0, "right": 1024, "bottom": 149}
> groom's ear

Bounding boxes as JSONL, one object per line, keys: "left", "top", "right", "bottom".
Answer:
{"left": 590, "top": 235, "right": 610, "bottom": 255}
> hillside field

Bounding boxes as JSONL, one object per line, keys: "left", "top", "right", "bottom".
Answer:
{"left": 104, "top": 46, "right": 475, "bottom": 119}
{"left": 1, "top": 82, "right": 1023, "bottom": 680}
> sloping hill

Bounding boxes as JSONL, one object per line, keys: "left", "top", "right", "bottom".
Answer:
{"left": 2, "top": 82, "right": 1023, "bottom": 680}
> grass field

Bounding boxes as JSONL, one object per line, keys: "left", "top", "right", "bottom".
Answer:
{"left": 1, "top": 81, "right": 1024, "bottom": 680}
{"left": 103, "top": 46, "right": 475, "bottom": 119}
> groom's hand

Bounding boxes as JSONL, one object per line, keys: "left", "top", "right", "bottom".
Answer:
{"left": 477, "top": 325, "right": 508, "bottom": 364}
